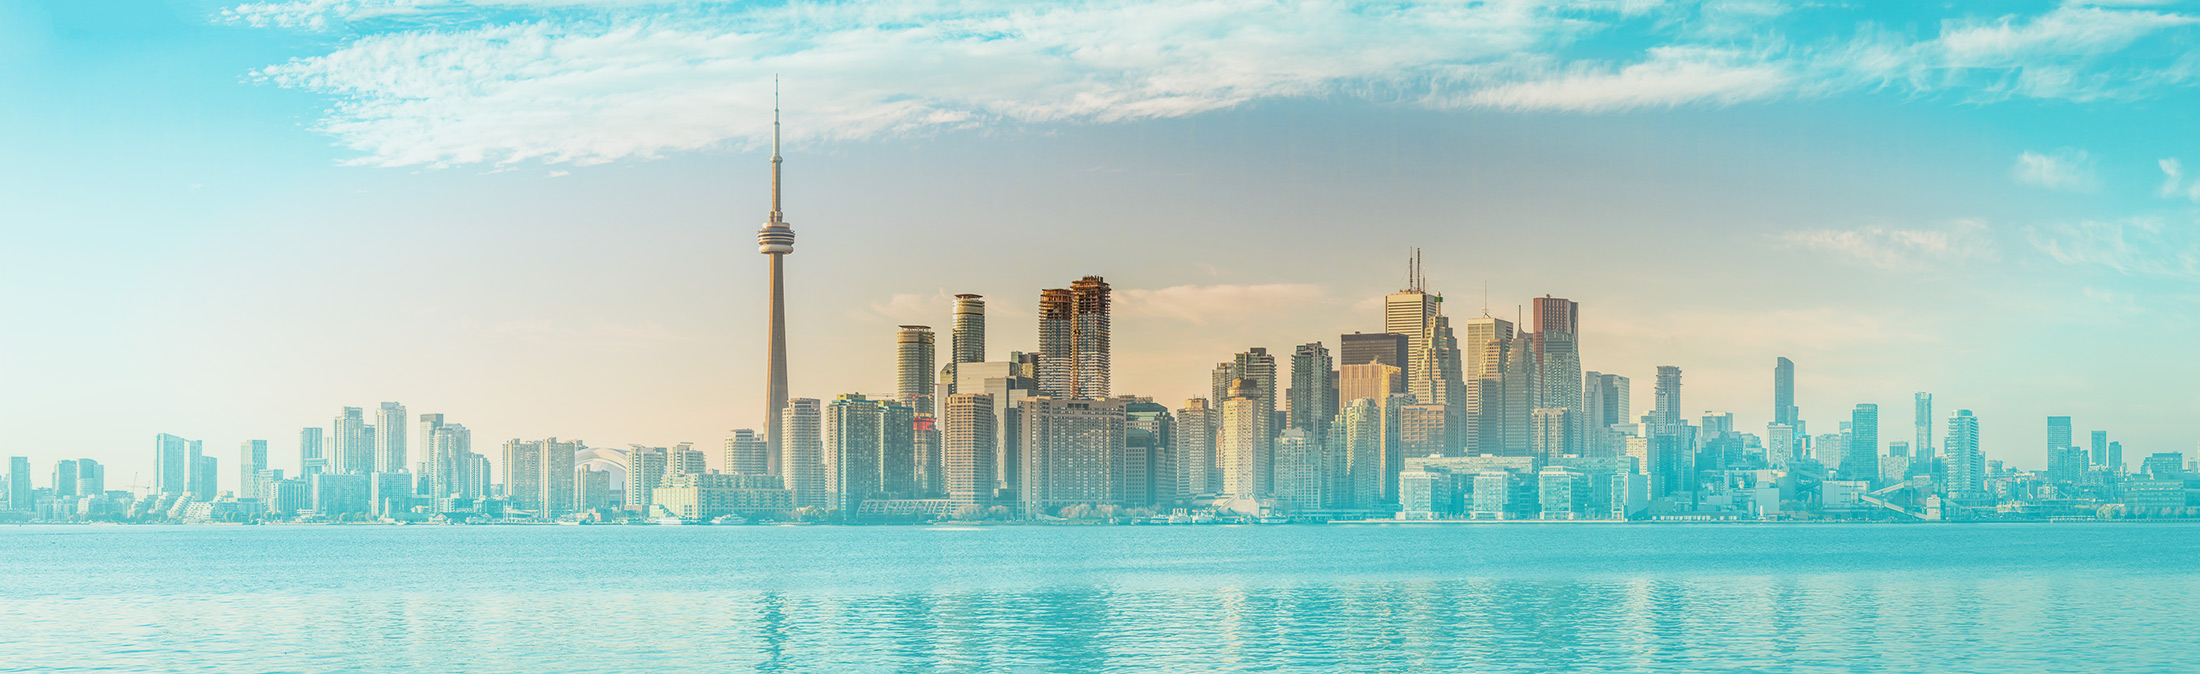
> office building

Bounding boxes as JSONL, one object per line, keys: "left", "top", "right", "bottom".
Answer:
{"left": 952, "top": 360, "right": 1038, "bottom": 496}
{"left": 1123, "top": 399, "right": 1175, "bottom": 507}
{"left": 1530, "top": 408, "right": 1575, "bottom": 463}
{"left": 1532, "top": 296, "right": 1582, "bottom": 455}
{"left": 1019, "top": 397, "right": 1126, "bottom": 513}
{"left": 1287, "top": 342, "right": 1336, "bottom": 438}
{"left": 2090, "top": 430, "right": 2109, "bottom": 467}
{"left": 1401, "top": 403, "right": 1450, "bottom": 458}
{"left": 1339, "top": 363, "right": 1402, "bottom": 406}
{"left": 1339, "top": 332, "right": 1407, "bottom": 369}
{"left": 1331, "top": 397, "right": 1384, "bottom": 509}
{"left": 73, "top": 459, "right": 103, "bottom": 496}
{"left": 52, "top": 460, "right": 78, "bottom": 499}
{"left": 1462, "top": 315, "right": 1516, "bottom": 455}
{"left": 1773, "top": 357, "right": 1799, "bottom": 427}
{"left": 6, "top": 457, "right": 28, "bottom": 511}
{"left": 1848, "top": 404, "right": 1879, "bottom": 484}
{"left": 1583, "top": 372, "right": 1629, "bottom": 457}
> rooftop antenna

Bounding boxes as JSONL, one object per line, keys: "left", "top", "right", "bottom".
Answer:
{"left": 768, "top": 75, "right": 782, "bottom": 223}
{"left": 1482, "top": 281, "right": 1489, "bottom": 317}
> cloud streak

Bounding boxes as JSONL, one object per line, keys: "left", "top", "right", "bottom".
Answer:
{"left": 1779, "top": 220, "right": 1999, "bottom": 271}
{"left": 226, "top": 0, "right": 2200, "bottom": 167}
{"left": 2012, "top": 148, "right": 2100, "bottom": 192}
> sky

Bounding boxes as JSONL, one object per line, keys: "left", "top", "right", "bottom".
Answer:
{"left": 3, "top": 0, "right": 2199, "bottom": 491}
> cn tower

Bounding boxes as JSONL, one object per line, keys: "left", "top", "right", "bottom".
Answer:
{"left": 756, "top": 83, "right": 794, "bottom": 476}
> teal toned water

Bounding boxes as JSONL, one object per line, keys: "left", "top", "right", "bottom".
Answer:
{"left": 4, "top": 523, "right": 2197, "bottom": 672}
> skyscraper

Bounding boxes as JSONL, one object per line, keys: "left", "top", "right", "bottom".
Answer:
{"left": 623, "top": 445, "right": 667, "bottom": 514}
{"left": 2090, "top": 430, "right": 2109, "bottom": 467}
{"left": 52, "top": 460, "right": 78, "bottom": 499}
{"left": 1175, "top": 398, "right": 1218, "bottom": 497}
{"left": 896, "top": 325, "right": 936, "bottom": 416}
{"left": 1848, "top": 404, "right": 1880, "bottom": 484}
{"left": 943, "top": 393, "right": 997, "bottom": 506}
{"left": 238, "top": 440, "right": 268, "bottom": 500}
{"left": 1583, "top": 372, "right": 1629, "bottom": 457}
{"left": 374, "top": 402, "right": 407, "bottom": 474}
{"left": 332, "top": 407, "right": 370, "bottom": 474}
{"left": 417, "top": 413, "right": 445, "bottom": 492}
{"left": 1122, "top": 399, "right": 1175, "bottom": 508}
{"left": 1037, "top": 276, "right": 1112, "bottom": 398}
{"left": 1287, "top": 342, "right": 1336, "bottom": 438}
{"left": 1339, "top": 332, "right": 1408, "bottom": 370}
{"left": 299, "top": 427, "right": 326, "bottom": 476}
{"left": 1773, "top": 357, "right": 1799, "bottom": 427}
{"left": 1385, "top": 251, "right": 1439, "bottom": 387}
{"left": 756, "top": 89, "right": 796, "bottom": 478}
{"left": 725, "top": 429, "right": 768, "bottom": 475}
{"left": 5, "top": 457, "right": 27, "bottom": 511}
{"left": 1338, "top": 363, "right": 1402, "bottom": 407}
{"left": 155, "top": 433, "right": 195, "bottom": 494}
{"left": 1946, "top": 410, "right": 1983, "bottom": 495}
{"left": 824, "top": 394, "right": 917, "bottom": 513}
{"left": 1461, "top": 315, "right": 1516, "bottom": 455}
{"left": 779, "top": 398, "right": 825, "bottom": 508}
{"left": 951, "top": 294, "right": 985, "bottom": 365}
{"left": 1230, "top": 347, "right": 1278, "bottom": 459}
{"left": 1332, "top": 397, "right": 1384, "bottom": 509}
{"left": 1914, "top": 393, "right": 1933, "bottom": 467}
{"left": 1218, "top": 379, "right": 1271, "bottom": 499}
{"left": 1530, "top": 408, "right": 1575, "bottom": 462}
{"left": 1651, "top": 367, "right": 1683, "bottom": 435}
{"left": 430, "top": 423, "right": 473, "bottom": 499}
{"left": 74, "top": 459, "right": 102, "bottom": 496}
{"left": 1272, "top": 429, "right": 1323, "bottom": 513}
{"left": 1499, "top": 333, "right": 1535, "bottom": 456}
{"left": 1531, "top": 296, "right": 1582, "bottom": 454}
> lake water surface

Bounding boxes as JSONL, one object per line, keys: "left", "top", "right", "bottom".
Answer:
{"left": 3, "top": 522, "right": 2195, "bottom": 672}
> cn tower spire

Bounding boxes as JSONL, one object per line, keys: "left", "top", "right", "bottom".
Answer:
{"left": 756, "top": 77, "right": 796, "bottom": 476}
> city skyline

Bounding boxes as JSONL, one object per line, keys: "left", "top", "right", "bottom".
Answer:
{"left": 6, "top": 1, "right": 2200, "bottom": 479}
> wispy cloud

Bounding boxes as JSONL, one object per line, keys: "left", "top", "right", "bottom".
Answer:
{"left": 2031, "top": 216, "right": 2200, "bottom": 281}
{"left": 1779, "top": 219, "right": 1999, "bottom": 270}
{"left": 2159, "top": 158, "right": 2200, "bottom": 201}
{"left": 224, "top": 0, "right": 2200, "bottom": 167}
{"left": 2012, "top": 148, "right": 2099, "bottom": 192}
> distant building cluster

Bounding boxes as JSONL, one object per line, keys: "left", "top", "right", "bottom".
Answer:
{"left": 6, "top": 132, "right": 2193, "bottom": 526}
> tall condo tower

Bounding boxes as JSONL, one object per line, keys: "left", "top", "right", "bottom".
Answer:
{"left": 756, "top": 85, "right": 796, "bottom": 476}
{"left": 896, "top": 325, "right": 936, "bottom": 416}
{"left": 952, "top": 294, "right": 985, "bottom": 364}
{"left": 1773, "top": 357, "right": 1798, "bottom": 427}
{"left": 1037, "top": 277, "right": 1111, "bottom": 398}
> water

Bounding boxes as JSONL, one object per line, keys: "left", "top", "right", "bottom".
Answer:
{"left": 4, "top": 522, "right": 2197, "bottom": 673}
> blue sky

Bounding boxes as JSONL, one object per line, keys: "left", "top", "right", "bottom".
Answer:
{"left": 3, "top": 0, "right": 2199, "bottom": 486}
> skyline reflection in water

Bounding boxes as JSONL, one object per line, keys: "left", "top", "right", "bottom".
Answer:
{"left": 3, "top": 523, "right": 2193, "bottom": 672}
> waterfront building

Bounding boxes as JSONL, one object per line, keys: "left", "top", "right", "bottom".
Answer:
{"left": 429, "top": 424, "right": 476, "bottom": 499}
{"left": 2090, "top": 430, "right": 2109, "bottom": 468}
{"left": 310, "top": 472, "right": 370, "bottom": 518}
{"left": 1471, "top": 470, "right": 1529, "bottom": 520}
{"left": 623, "top": 445, "right": 669, "bottom": 513}
{"left": 1530, "top": 408, "right": 1574, "bottom": 463}
{"left": 1331, "top": 397, "right": 1384, "bottom": 509}
{"left": 575, "top": 467, "right": 614, "bottom": 511}
{"left": 1123, "top": 399, "right": 1175, "bottom": 507}
{"left": 1339, "top": 363, "right": 1402, "bottom": 409}
{"left": 943, "top": 393, "right": 997, "bottom": 506}
{"left": 331, "top": 407, "right": 371, "bottom": 474}
{"left": 780, "top": 398, "right": 825, "bottom": 508}
{"left": 1848, "top": 404, "right": 1880, "bottom": 485}
{"left": 1538, "top": 467, "right": 1590, "bottom": 519}
{"left": 237, "top": 440, "right": 268, "bottom": 500}
{"left": 652, "top": 473, "right": 794, "bottom": 520}
{"left": 189, "top": 454, "right": 217, "bottom": 501}
{"left": 155, "top": 433, "right": 198, "bottom": 494}
{"left": 1018, "top": 397, "right": 1125, "bottom": 514}
{"left": 951, "top": 360, "right": 1038, "bottom": 495}
{"left": 1583, "top": 372, "right": 1629, "bottom": 457}
{"left": 1231, "top": 347, "right": 1279, "bottom": 443}
{"left": 1400, "top": 404, "right": 1449, "bottom": 459}
{"left": 374, "top": 402, "right": 407, "bottom": 474}
{"left": 2142, "top": 452, "right": 2184, "bottom": 478}
{"left": 1175, "top": 398, "right": 1219, "bottom": 497}
{"left": 52, "top": 460, "right": 78, "bottom": 498}
{"left": 6, "top": 457, "right": 28, "bottom": 511}
{"left": 1218, "top": 379, "right": 1271, "bottom": 499}
{"left": 1273, "top": 429, "right": 1324, "bottom": 513}
{"left": 725, "top": 429, "right": 768, "bottom": 475}
{"left": 369, "top": 472, "right": 413, "bottom": 517}
{"left": 73, "top": 459, "right": 103, "bottom": 496}
{"left": 504, "top": 440, "right": 543, "bottom": 511}
{"left": 1462, "top": 315, "right": 1515, "bottom": 455}
{"left": 825, "top": 394, "right": 917, "bottom": 513}
{"left": 299, "top": 427, "right": 326, "bottom": 476}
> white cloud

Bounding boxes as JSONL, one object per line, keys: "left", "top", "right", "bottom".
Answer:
{"left": 854, "top": 291, "right": 957, "bottom": 324}
{"left": 1453, "top": 47, "right": 1792, "bottom": 112}
{"left": 1116, "top": 283, "right": 1329, "bottom": 326}
{"left": 226, "top": 0, "right": 2200, "bottom": 167}
{"left": 2160, "top": 158, "right": 2200, "bottom": 201}
{"left": 1779, "top": 219, "right": 1998, "bottom": 270}
{"left": 2012, "top": 148, "right": 2099, "bottom": 192}
{"left": 2031, "top": 216, "right": 2200, "bottom": 281}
